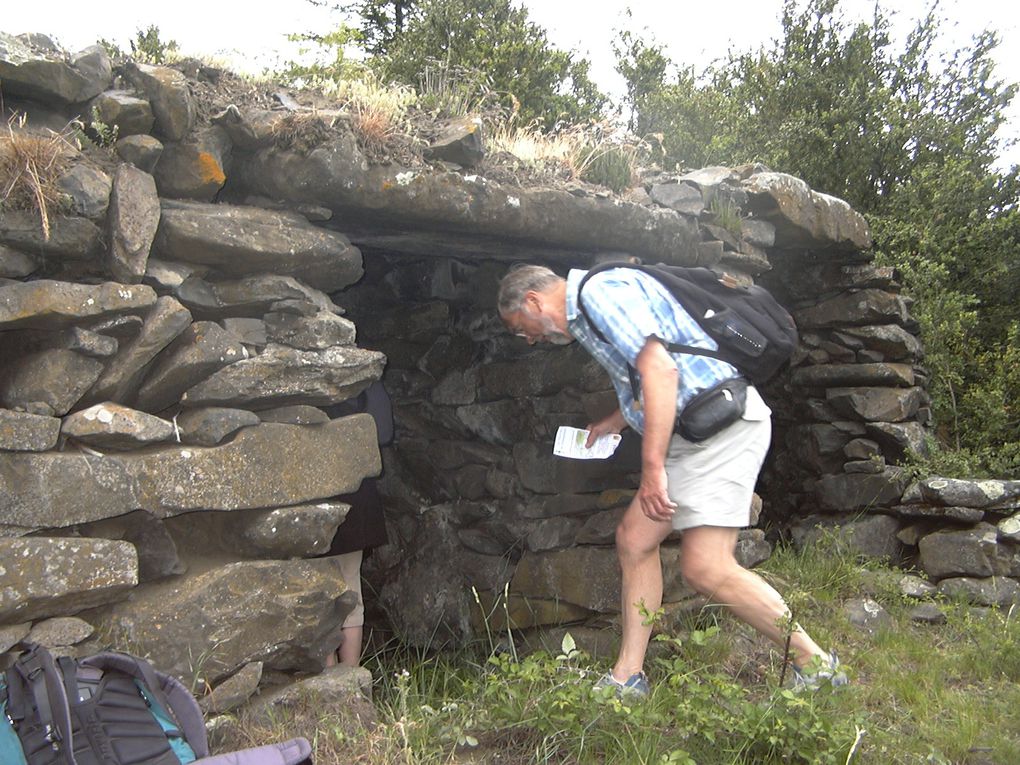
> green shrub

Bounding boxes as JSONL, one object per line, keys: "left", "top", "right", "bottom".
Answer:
{"left": 130, "top": 25, "right": 179, "bottom": 64}
{"left": 576, "top": 142, "right": 636, "bottom": 193}
{"left": 708, "top": 196, "right": 743, "bottom": 237}
{"left": 416, "top": 62, "right": 499, "bottom": 119}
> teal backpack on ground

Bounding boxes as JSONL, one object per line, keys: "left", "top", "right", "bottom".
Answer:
{"left": 1, "top": 643, "right": 311, "bottom": 765}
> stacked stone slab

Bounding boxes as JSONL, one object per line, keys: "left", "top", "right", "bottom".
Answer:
{"left": 2, "top": 31, "right": 1016, "bottom": 686}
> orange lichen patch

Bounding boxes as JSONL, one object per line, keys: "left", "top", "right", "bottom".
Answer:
{"left": 197, "top": 152, "right": 226, "bottom": 186}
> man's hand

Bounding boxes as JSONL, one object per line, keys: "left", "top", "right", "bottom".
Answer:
{"left": 585, "top": 408, "right": 627, "bottom": 448}
{"left": 638, "top": 466, "right": 677, "bottom": 521}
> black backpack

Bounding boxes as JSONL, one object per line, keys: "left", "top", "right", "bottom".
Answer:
{"left": 576, "top": 261, "right": 798, "bottom": 388}
{"left": 0, "top": 643, "right": 311, "bottom": 765}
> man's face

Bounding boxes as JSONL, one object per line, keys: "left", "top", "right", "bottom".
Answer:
{"left": 503, "top": 294, "right": 572, "bottom": 346}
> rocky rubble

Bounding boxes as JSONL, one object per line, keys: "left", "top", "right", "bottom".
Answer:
{"left": 1, "top": 31, "right": 1017, "bottom": 710}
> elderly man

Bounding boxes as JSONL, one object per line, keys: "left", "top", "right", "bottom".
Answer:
{"left": 497, "top": 263, "right": 845, "bottom": 696}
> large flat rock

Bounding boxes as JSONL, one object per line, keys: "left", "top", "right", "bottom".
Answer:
{"left": 180, "top": 344, "right": 385, "bottom": 409}
{"left": 230, "top": 144, "right": 704, "bottom": 265}
{"left": 0, "top": 33, "right": 112, "bottom": 105}
{"left": 743, "top": 172, "right": 872, "bottom": 252}
{"left": 0, "top": 280, "right": 156, "bottom": 331}
{"left": 153, "top": 200, "right": 363, "bottom": 292}
{"left": 0, "top": 537, "right": 137, "bottom": 622}
{"left": 91, "top": 558, "right": 353, "bottom": 683}
{"left": 0, "top": 417, "right": 380, "bottom": 534}
{"left": 0, "top": 211, "right": 103, "bottom": 261}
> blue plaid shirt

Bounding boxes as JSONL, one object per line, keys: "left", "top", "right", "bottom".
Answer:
{"left": 565, "top": 267, "right": 738, "bottom": 434}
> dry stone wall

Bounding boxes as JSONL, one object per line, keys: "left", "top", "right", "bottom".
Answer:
{"left": 1, "top": 32, "right": 1018, "bottom": 699}
{"left": 1, "top": 33, "right": 383, "bottom": 705}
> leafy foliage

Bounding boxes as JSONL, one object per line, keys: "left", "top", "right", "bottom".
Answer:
{"left": 373, "top": 0, "right": 607, "bottom": 129}
{"left": 612, "top": 22, "right": 670, "bottom": 133}
{"left": 279, "top": 24, "right": 365, "bottom": 86}
{"left": 458, "top": 635, "right": 858, "bottom": 765}
{"left": 618, "top": 0, "right": 1020, "bottom": 476}
{"left": 129, "top": 25, "right": 179, "bottom": 64}
{"left": 320, "top": 0, "right": 417, "bottom": 56}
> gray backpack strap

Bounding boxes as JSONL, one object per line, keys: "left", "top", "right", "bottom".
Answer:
{"left": 11, "top": 644, "right": 77, "bottom": 765}
{"left": 194, "top": 737, "right": 312, "bottom": 765}
{"left": 79, "top": 652, "right": 210, "bottom": 758}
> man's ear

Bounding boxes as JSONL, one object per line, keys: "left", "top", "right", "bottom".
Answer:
{"left": 524, "top": 291, "right": 541, "bottom": 312}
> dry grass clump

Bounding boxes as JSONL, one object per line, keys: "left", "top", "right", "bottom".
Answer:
{"left": 271, "top": 113, "right": 342, "bottom": 155}
{"left": 0, "top": 114, "right": 77, "bottom": 239}
{"left": 282, "top": 73, "right": 420, "bottom": 163}
{"left": 487, "top": 119, "right": 578, "bottom": 166}
{"left": 319, "top": 74, "right": 417, "bottom": 158}
{"left": 488, "top": 118, "right": 640, "bottom": 193}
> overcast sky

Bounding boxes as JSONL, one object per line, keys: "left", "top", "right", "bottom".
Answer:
{"left": 3, "top": 0, "right": 1018, "bottom": 167}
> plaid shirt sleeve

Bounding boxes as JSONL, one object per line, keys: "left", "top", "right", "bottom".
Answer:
{"left": 565, "top": 267, "right": 738, "bottom": 433}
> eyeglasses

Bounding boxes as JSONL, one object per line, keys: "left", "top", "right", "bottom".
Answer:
{"left": 504, "top": 313, "right": 531, "bottom": 339}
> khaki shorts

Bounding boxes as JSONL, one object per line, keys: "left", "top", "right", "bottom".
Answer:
{"left": 665, "top": 386, "right": 772, "bottom": 531}
{"left": 335, "top": 549, "right": 365, "bottom": 628}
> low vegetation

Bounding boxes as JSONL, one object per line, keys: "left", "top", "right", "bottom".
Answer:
{"left": 486, "top": 118, "right": 642, "bottom": 193}
{"left": 0, "top": 114, "right": 77, "bottom": 239}
{"left": 210, "top": 534, "right": 1020, "bottom": 763}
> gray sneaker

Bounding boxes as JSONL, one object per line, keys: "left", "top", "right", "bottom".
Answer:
{"left": 594, "top": 670, "right": 650, "bottom": 699}
{"left": 792, "top": 651, "right": 848, "bottom": 691}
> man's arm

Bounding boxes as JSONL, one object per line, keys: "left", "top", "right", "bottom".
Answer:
{"left": 635, "top": 336, "right": 679, "bottom": 521}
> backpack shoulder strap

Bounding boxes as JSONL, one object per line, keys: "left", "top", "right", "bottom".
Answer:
{"left": 575, "top": 261, "right": 638, "bottom": 344}
{"left": 56, "top": 657, "right": 80, "bottom": 705}
{"left": 80, "top": 653, "right": 210, "bottom": 759}
{"left": 575, "top": 262, "right": 731, "bottom": 401}
{"left": 9, "top": 644, "right": 77, "bottom": 765}
{"left": 576, "top": 261, "right": 728, "bottom": 360}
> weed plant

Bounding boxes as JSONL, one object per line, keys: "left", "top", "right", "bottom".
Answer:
{"left": 417, "top": 62, "right": 502, "bottom": 120}
{"left": 576, "top": 142, "right": 637, "bottom": 193}
{"left": 301, "top": 72, "right": 418, "bottom": 158}
{"left": 707, "top": 197, "right": 743, "bottom": 238}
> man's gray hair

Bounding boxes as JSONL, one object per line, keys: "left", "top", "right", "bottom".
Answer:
{"left": 497, "top": 265, "right": 564, "bottom": 314}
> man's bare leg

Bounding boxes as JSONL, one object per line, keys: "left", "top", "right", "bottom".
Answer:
{"left": 680, "top": 526, "right": 827, "bottom": 667}
{"left": 611, "top": 496, "right": 674, "bottom": 680}
{"left": 337, "top": 625, "right": 363, "bottom": 667}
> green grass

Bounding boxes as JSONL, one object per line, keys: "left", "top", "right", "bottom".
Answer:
{"left": 210, "top": 533, "right": 1020, "bottom": 764}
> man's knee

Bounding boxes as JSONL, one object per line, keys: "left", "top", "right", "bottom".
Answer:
{"left": 615, "top": 514, "right": 662, "bottom": 560}
{"left": 615, "top": 519, "right": 641, "bottom": 558}
{"left": 681, "top": 550, "right": 738, "bottom": 594}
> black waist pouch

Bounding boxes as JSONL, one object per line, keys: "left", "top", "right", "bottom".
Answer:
{"left": 676, "top": 377, "right": 749, "bottom": 442}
